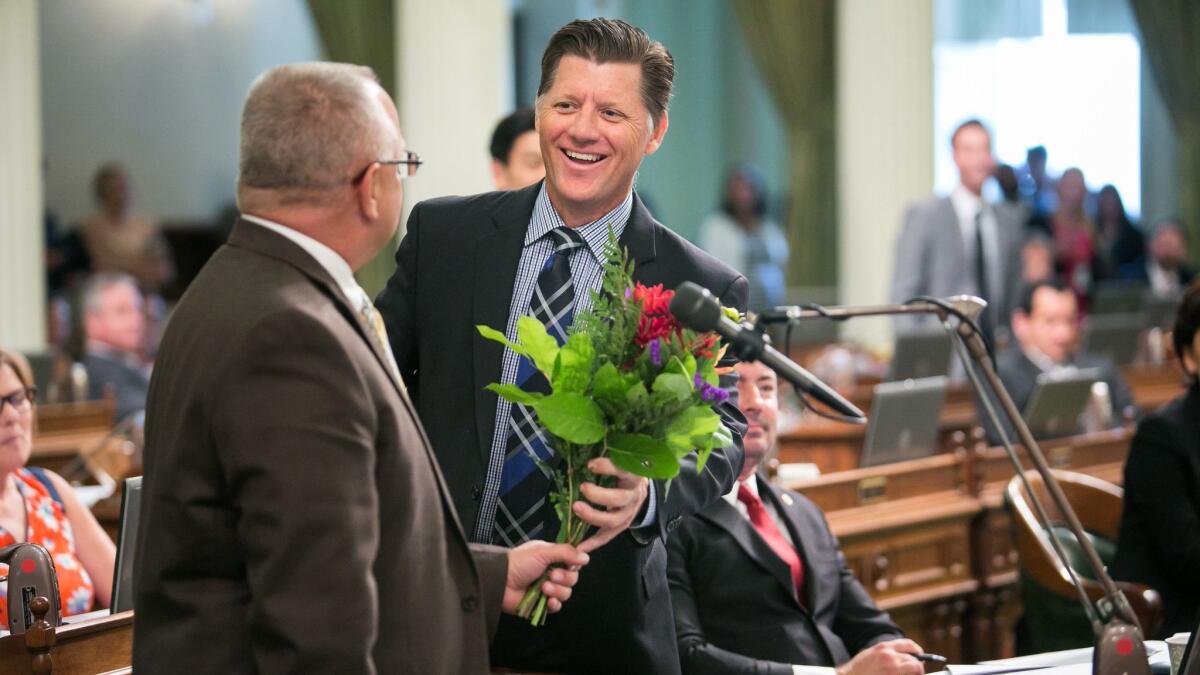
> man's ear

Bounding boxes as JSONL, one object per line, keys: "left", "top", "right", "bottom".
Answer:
{"left": 491, "top": 159, "right": 507, "bottom": 190}
{"left": 356, "top": 162, "right": 382, "bottom": 220}
{"left": 644, "top": 110, "right": 669, "bottom": 156}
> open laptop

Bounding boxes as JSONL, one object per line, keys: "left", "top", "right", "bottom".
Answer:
{"left": 860, "top": 376, "right": 947, "bottom": 467}
{"left": 1023, "top": 369, "right": 1101, "bottom": 439}
{"left": 111, "top": 476, "right": 142, "bottom": 614}
{"left": 1081, "top": 314, "right": 1143, "bottom": 366}
{"left": 888, "top": 331, "right": 953, "bottom": 382}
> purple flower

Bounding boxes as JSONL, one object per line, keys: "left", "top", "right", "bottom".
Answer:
{"left": 625, "top": 287, "right": 633, "bottom": 299}
{"left": 649, "top": 339, "right": 662, "bottom": 366}
{"left": 697, "top": 380, "right": 730, "bottom": 403}
{"left": 693, "top": 373, "right": 704, "bottom": 389}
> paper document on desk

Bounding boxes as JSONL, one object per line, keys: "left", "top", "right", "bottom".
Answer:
{"left": 944, "top": 665, "right": 1050, "bottom": 674}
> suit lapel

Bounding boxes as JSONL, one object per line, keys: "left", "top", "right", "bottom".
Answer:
{"left": 228, "top": 219, "right": 410, "bottom": 401}
{"left": 759, "top": 477, "right": 820, "bottom": 610}
{"left": 698, "top": 495, "right": 802, "bottom": 608}
{"left": 622, "top": 192, "right": 659, "bottom": 284}
{"left": 471, "top": 185, "right": 541, "bottom": 467}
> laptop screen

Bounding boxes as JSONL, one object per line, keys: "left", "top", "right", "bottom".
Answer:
{"left": 111, "top": 476, "right": 142, "bottom": 614}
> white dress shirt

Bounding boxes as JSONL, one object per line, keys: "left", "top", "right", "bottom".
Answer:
{"left": 949, "top": 184, "right": 1002, "bottom": 303}
{"left": 723, "top": 476, "right": 796, "bottom": 547}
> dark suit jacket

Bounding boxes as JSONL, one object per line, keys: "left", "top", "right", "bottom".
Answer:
{"left": 984, "top": 346, "right": 1136, "bottom": 444}
{"left": 133, "top": 219, "right": 509, "bottom": 674}
{"left": 376, "top": 183, "right": 749, "bottom": 674}
{"left": 667, "top": 476, "right": 902, "bottom": 674}
{"left": 83, "top": 351, "right": 148, "bottom": 422}
{"left": 1113, "top": 387, "right": 1200, "bottom": 637}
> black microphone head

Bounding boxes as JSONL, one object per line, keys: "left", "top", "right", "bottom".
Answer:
{"left": 670, "top": 282, "right": 722, "bottom": 332}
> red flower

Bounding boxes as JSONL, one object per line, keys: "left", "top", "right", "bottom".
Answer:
{"left": 630, "top": 283, "right": 680, "bottom": 347}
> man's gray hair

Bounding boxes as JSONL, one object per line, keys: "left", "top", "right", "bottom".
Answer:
{"left": 81, "top": 271, "right": 140, "bottom": 315}
{"left": 238, "top": 62, "right": 385, "bottom": 200}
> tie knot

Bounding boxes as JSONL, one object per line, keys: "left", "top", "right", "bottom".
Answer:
{"left": 548, "top": 227, "right": 585, "bottom": 255}
{"left": 737, "top": 482, "right": 763, "bottom": 510}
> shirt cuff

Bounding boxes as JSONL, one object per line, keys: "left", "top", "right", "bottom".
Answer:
{"left": 633, "top": 481, "right": 657, "bottom": 529}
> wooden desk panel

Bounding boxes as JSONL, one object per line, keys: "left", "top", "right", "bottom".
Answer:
{"left": 0, "top": 611, "right": 131, "bottom": 674}
{"left": 1123, "top": 363, "right": 1185, "bottom": 413}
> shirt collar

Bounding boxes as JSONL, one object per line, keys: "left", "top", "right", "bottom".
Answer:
{"left": 526, "top": 183, "right": 633, "bottom": 263}
{"left": 723, "top": 475, "right": 760, "bottom": 506}
{"left": 1021, "top": 343, "right": 1069, "bottom": 374}
{"left": 950, "top": 183, "right": 986, "bottom": 223}
{"left": 241, "top": 214, "right": 368, "bottom": 308}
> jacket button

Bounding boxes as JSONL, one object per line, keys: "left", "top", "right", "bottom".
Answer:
{"left": 461, "top": 595, "right": 478, "bottom": 612}
{"left": 667, "top": 517, "right": 680, "bottom": 532}
{"left": 471, "top": 484, "right": 482, "bottom": 501}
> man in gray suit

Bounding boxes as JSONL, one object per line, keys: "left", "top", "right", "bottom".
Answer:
{"left": 81, "top": 271, "right": 149, "bottom": 422}
{"left": 134, "top": 62, "right": 587, "bottom": 674}
{"left": 891, "top": 119, "right": 1023, "bottom": 343}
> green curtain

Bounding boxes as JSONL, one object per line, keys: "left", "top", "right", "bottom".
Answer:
{"left": 306, "top": 0, "right": 399, "bottom": 297}
{"left": 1129, "top": 1, "right": 1200, "bottom": 263}
{"left": 728, "top": 0, "right": 837, "bottom": 288}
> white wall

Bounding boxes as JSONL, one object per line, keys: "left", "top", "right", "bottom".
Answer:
{"left": 837, "top": 0, "right": 935, "bottom": 349}
{"left": 40, "top": 0, "right": 322, "bottom": 227}
{"left": 1, "top": 0, "right": 46, "bottom": 351}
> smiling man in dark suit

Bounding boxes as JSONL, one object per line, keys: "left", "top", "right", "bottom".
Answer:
{"left": 133, "top": 62, "right": 586, "bottom": 674}
{"left": 376, "top": 18, "right": 747, "bottom": 674}
{"left": 667, "top": 360, "right": 925, "bottom": 675}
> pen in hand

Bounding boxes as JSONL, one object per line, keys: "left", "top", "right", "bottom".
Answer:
{"left": 914, "top": 653, "right": 948, "bottom": 664}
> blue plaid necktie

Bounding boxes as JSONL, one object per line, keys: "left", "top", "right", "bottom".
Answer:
{"left": 493, "top": 227, "right": 586, "bottom": 546}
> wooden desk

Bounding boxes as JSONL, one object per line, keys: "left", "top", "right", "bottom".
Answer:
{"left": 1122, "top": 363, "right": 1185, "bottom": 413}
{"left": 30, "top": 401, "right": 115, "bottom": 475}
{"left": 0, "top": 611, "right": 131, "bottom": 674}
{"left": 784, "top": 451, "right": 979, "bottom": 662}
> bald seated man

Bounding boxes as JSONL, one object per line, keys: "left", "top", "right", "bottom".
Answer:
{"left": 133, "top": 62, "right": 587, "bottom": 674}
{"left": 667, "top": 360, "right": 925, "bottom": 675}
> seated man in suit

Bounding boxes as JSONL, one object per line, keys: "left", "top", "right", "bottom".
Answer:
{"left": 1120, "top": 218, "right": 1195, "bottom": 298}
{"left": 80, "top": 271, "right": 150, "bottom": 421}
{"left": 667, "top": 359, "right": 925, "bottom": 675}
{"left": 990, "top": 279, "right": 1135, "bottom": 442}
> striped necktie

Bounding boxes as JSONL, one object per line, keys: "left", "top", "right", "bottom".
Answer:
{"left": 493, "top": 227, "right": 585, "bottom": 546}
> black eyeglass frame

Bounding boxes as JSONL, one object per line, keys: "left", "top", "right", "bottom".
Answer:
{"left": 352, "top": 151, "right": 423, "bottom": 184}
{"left": 0, "top": 386, "right": 37, "bottom": 413}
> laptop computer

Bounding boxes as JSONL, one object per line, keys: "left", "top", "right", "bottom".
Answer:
{"left": 860, "top": 376, "right": 947, "bottom": 467}
{"left": 111, "top": 476, "right": 142, "bottom": 614}
{"left": 888, "top": 331, "right": 953, "bottom": 382}
{"left": 1023, "top": 369, "right": 1101, "bottom": 439}
{"left": 1081, "top": 314, "right": 1143, "bottom": 366}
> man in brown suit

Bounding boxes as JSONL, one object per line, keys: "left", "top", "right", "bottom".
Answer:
{"left": 132, "top": 62, "right": 587, "bottom": 674}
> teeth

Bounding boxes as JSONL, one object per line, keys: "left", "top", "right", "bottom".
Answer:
{"left": 564, "top": 150, "right": 602, "bottom": 162}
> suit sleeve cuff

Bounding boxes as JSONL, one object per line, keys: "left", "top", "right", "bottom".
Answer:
{"left": 469, "top": 543, "right": 509, "bottom": 641}
{"left": 633, "top": 481, "right": 658, "bottom": 529}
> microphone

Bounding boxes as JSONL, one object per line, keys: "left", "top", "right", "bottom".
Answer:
{"left": 669, "top": 282, "right": 866, "bottom": 422}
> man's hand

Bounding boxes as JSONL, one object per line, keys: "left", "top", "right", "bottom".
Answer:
{"left": 835, "top": 639, "right": 925, "bottom": 675}
{"left": 574, "top": 458, "right": 650, "bottom": 554}
{"left": 503, "top": 541, "right": 589, "bottom": 614}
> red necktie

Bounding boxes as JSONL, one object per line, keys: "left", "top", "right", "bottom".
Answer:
{"left": 738, "top": 482, "right": 804, "bottom": 598}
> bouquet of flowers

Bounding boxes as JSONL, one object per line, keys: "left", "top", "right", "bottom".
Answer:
{"left": 477, "top": 233, "right": 740, "bottom": 626}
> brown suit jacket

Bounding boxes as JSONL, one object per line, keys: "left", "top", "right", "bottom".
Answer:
{"left": 133, "top": 219, "right": 508, "bottom": 674}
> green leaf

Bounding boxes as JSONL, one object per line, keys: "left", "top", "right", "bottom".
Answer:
{"left": 476, "top": 325, "right": 527, "bottom": 358}
{"left": 517, "top": 315, "right": 560, "bottom": 378}
{"left": 531, "top": 392, "right": 606, "bottom": 444}
{"left": 652, "top": 372, "right": 693, "bottom": 403}
{"left": 665, "top": 406, "right": 722, "bottom": 452}
{"left": 593, "top": 362, "right": 625, "bottom": 406}
{"left": 552, "top": 333, "right": 595, "bottom": 395}
{"left": 625, "top": 379, "right": 649, "bottom": 405}
{"left": 608, "top": 433, "right": 681, "bottom": 480}
{"left": 484, "top": 383, "right": 544, "bottom": 406}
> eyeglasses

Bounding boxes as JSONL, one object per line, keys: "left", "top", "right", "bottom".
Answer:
{"left": 0, "top": 387, "right": 36, "bottom": 414}
{"left": 353, "top": 151, "right": 423, "bottom": 184}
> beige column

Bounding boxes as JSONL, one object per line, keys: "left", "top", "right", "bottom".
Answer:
{"left": 836, "top": 0, "right": 934, "bottom": 349}
{"left": 395, "top": 0, "right": 512, "bottom": 214}
{"left": 0, "top": 0, "right": 46, "bottom": 351}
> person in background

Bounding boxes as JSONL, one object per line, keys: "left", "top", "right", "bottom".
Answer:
{"left": 891, "top": 119, "right": 1023, "bottom": 343}
{"left": 78, "top": 163, "right": 174, "bottom": 292}
{"left": 1018, "top": 145, "right": 1057, "bottom": 219}
{"left": 1121, "top": 218, "right": 1195, "bottom": 298}
{"left": 990, "top": 280, "right": 1135, "bottom": 443}
{"left": 1020, "top": 234, "right": 1056, "bottom": 286}
{"left": 1113, "top": 280, "right": 1200, "bottom": 637}
{"left": 698, "top": 164, "right": 789, "bottom": 313}
{"left": 80, "top": 272, "right": 150, "bottom": 422}
{"left": 1094, "top": 184, "right": 1145, "bottom": 280}
{"left": 667, "top": 359, "right": 924, "bottom": 675}
{"left": 1031, "top": 168, "right": 1095, "bottom": 308}
{"left": 490, "top": 107, "right": 545, "bottom": 190}
{"left": 0, "top": 347, "right": 115, "bottom": 623}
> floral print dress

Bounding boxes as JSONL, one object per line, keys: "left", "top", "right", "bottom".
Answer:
{"left": 0, "top": 468, "right": 95, "bottom": 625}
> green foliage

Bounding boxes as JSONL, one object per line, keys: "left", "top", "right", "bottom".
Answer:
{"left": 533, "top": 392, "right": 605, "bottom": 445}
{"left": 484, "top": 383, "right": 543, "bottom": 406}
{"left": 518, "top": 315, "right": 560, "bottom": 378}
{"left": 552, "top": 333, "right": 595, "bottom": 395}
{"left": 608, "top": 433, "right": 681, "bottom": 479}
